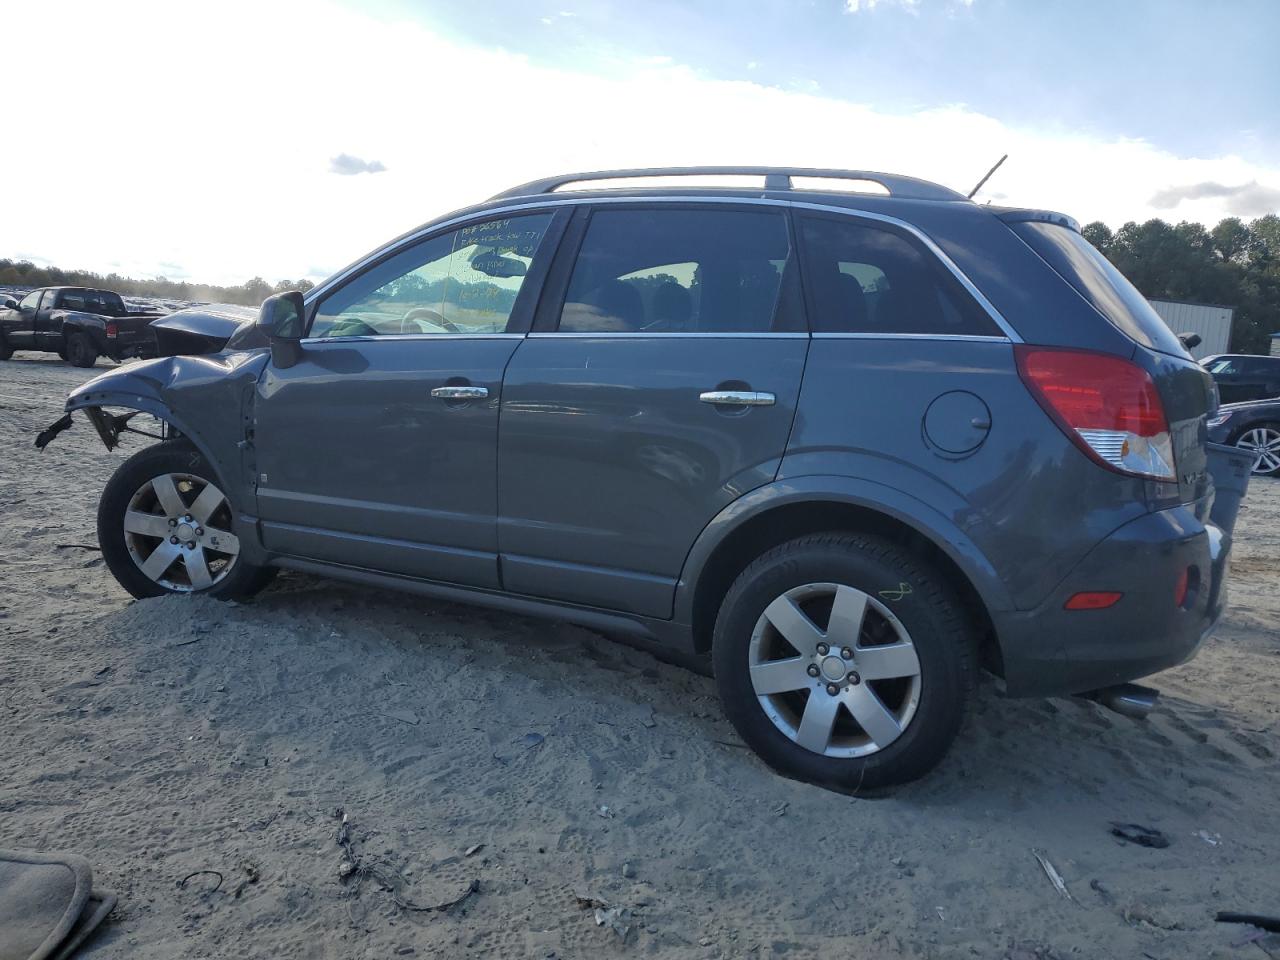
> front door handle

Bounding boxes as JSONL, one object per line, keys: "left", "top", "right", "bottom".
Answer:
{"left": 431, "top": 385, "right": 489, "bottom": 400}
{"left": 699, "top": 390, "right": 775, "bottom": 407}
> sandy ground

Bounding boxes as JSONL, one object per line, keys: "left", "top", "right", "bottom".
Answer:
{"left": 2, "top": 353, "right": 1278, "bottom": 960}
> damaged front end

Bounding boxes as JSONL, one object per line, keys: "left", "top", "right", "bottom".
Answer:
{"left": 34, "top": 351, "right": 272, "bottom": 514}
{"left": 34, "top": 407, "right": 170, "bottom": 452}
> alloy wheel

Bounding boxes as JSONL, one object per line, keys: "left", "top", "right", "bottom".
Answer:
{"left": 1235, "top": 426, "right": 1280, "bottom": 475}
{"left": 123, "top": 473, "right": 240, "bottom": 591}
{"left": 748, "top": 582, "right": 922, "bottom": 758}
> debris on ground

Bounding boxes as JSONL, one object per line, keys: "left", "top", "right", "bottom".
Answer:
{"left": 1194, "top": 829, "right": 1222, "bottom": 846}
{"left": 334, "top": 809, "right": 479, "bottom": 913}
{"left": 1033, "top": 851, "right": 1075, "bottom": 903}
{"left": 1109, "top": 823, "right": 1170, "bottom": 848}
{"left": 465, "top": 844, "right": 484, "bottom": 858}
{"left": 1216, "top": 912, "right": 1280, "bottom": 933}
{"left": 595, "top": 905, "right": 633, "bottom": 940}
{"left": 573, "top": 891, "right": 632, "bottom": 941}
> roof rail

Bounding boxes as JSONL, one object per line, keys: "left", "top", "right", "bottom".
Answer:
{"left": 489, "top": 166, "right": 967, "bottom": 203}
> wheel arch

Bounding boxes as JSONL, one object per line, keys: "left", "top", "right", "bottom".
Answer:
{"left": 677, "top": 477, "right": 1010, "bottom": 673}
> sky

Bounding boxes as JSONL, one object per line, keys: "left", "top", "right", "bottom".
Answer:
{"left": 2, "top": 0, "right": 1278, "bottom": 286}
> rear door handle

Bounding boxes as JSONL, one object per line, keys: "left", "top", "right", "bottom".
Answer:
{"left": 699, "top": 390, "right": 775, "bottom": 407}
{"left": 431, "top": 385, "right": 489, "bottom": 400}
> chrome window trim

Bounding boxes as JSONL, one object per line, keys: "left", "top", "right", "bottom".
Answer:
{"left": 812, "top": 332, "right": 1011, "bottom": 343}
{"left": 304, "top": 194, "right": 1021, "bottom": 343}
{"left": 526, "top": 331, "right": 808, "bottom": 340}
{"left": 300, "top": 332, "right": 524, "bottom": 345}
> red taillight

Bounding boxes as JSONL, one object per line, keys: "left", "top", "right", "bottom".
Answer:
{"left": 1065, "top": 591, "right": 1123, "bottom": 610}
{"left": 1015, "top": 346, "right": 1175, "bottom": 481}
{"left": 105, "top": 322, "right": 119, "bottom": 339}
{"left": 1174, "top": 567, "right": 1190, "bottom": 608}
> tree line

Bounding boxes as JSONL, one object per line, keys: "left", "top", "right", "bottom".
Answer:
{"left": 2, "top": 211, "right": 1278, "bottom": 351}
{"left": 0, "top": 259, "right": 313, "bottom": 307}
{"left": 1081, "top": 214, "right": 1280, "bottom": 353}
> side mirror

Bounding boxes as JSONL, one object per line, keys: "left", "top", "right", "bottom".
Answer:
{"left": 3, "top": 297, "right": 18, "bottom": 310}
{"left": 1177, "top": 331, "right": 1202, "bottom": 351}
{"left": 258, "top": 291, "right": 306, "bottom": 368}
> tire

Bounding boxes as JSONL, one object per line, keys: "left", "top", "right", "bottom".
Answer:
{"left": 1232, "top": 422, "right": 1280, "bottom": 477}
{"left": 98, "top": 442, "right": 276, "bottom": 601}
{"left": 712, "top": 533, "right": 975, "bottom": 790}
{"left": 0, "top": 330, "right": 12, "bottom": 360}
{"left": 66, "top": 332, "right": 98, "bottom": 368}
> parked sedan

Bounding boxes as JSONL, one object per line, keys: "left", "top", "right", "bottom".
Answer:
{"left": 1209, "top": 397, "right": 1280, "bottom": 476}
{"left": 1203, "top": 354, "right": 1280, "bottom": 404}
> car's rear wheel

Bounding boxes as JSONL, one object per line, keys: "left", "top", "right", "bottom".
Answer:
{"left": 66, "top": 333, "right": 98, "bottom": 368}
{"left": 98, "top": 442, "right": 275, "bottom": 601}
{"left": 712, "top": 533, "right": 974, "bottom": 789}
{"left": 1233, "top": 423, "right": 1280, "bottom": 476}
{"left": 0, "top": 331, "right": 12, "bottom": 360}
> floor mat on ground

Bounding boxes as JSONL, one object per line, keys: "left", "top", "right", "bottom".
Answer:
{"left": 0, "top": 850, "right": 113, "bottom": 960}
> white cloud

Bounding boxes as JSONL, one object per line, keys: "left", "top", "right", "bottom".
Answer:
{"left": 845, "top": 0, "right": 921, "bottom": 13}
{"left": 1150, "top": 180, "right": 1280, "bottom": 217}
{"left": 328, "top": 154, "right": 387, "bottom": 176}
{"left": 1, "top": 0, "right": 1276, "bottom": 286}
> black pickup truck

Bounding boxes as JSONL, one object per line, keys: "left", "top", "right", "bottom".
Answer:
{"left": 0, "top": 286, "right": 162, "bottom": 367}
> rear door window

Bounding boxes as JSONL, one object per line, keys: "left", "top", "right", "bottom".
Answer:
{"left": 556, "top": 207, "right": 796, "bottom": 333}
{"left": 1011, "top": 221, "right": 1187, "bottom": 357}
{"left": 798, "top": 215, "right": 999, "bottom": 336}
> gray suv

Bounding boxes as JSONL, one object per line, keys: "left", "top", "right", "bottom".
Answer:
{"left": 42, "top": 167, "right": 1235, "bottom": 787}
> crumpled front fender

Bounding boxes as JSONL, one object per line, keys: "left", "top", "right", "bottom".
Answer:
{"left": 57, "top": 351, "right": 270, "bottom": 512}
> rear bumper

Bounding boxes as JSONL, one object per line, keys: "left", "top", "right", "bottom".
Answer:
{"left": 993, "top": 505, "right": 1229, "bottom": 698}
{"left": 104, "top": 334, "right": 156, "bottom": 361}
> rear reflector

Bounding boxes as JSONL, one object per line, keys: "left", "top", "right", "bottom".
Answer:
{"left": 1174, "top": 568, "right": 1189, "bottom": 608}
{"left": 105, "top": 322, "right": 119, "bottom": 339}
{"left": 1065, "top": 591, "right": 1123, "bottom": 610}
{"left": 1015, "top": 346, "right": 1175, "bottom": 481}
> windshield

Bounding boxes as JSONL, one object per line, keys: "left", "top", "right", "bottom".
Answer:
{"left": 1011, "top": 221, "right": 1188, "bottom": 358}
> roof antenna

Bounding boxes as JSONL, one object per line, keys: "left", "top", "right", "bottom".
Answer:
{"left": 966, "top": 153, "right": 1008, "bottom": 200}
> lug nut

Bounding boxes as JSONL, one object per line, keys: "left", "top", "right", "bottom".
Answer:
{"left": 186, "top": 542, "right": 196, "bottom": 550}
{"left": 184, "top": 514, "right": 192, "bottom": 522}
{"left": 816, "top": 643, "right": 829, "bottom": 656}
{"left": 826, "top": 683, "right": 839, "bottom": 696}
{"left": 847, "top": 670, "right": 861, "bottom": 686}
{"left": 168, "top": 518, "right": 177, "bottom": 528}
{"left": 806, "top": 664, "right": 820, "bottom": 678}
{"left": 842, "top": 647, "right": 854, "bottom": 660}
{"left": 195, "top": 527, "right": 204, "bottom": 536}
{"left": 169, "top": 536, "right": 178, "bottom": 544}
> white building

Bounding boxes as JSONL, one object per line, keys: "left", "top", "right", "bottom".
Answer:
{"left": 1148, "top": 299, "right": 1233, "bottom": 359}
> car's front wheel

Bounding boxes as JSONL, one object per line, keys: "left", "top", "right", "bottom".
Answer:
{"left": 1233, "top": 422, "right": 1280, "bottom": 476}
{"left": 713, "top": 533, "right": 975, "bottom": 790}
{"left": 98, "top": 442, "right": 275, "bottom": 601}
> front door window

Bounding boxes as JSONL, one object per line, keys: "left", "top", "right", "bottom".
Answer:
{"left": 311, "top": 214, "right": 553, "bottom": 339}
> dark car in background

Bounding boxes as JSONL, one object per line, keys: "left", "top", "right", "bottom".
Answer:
{"left": 0, "top": 286, "right": 161, "bottom": 367}
{"left": 1209, "top": 397, "right": 1280, "bottom": 476}
{"left": 1203, "top": 353, "right": 1280, "bottom": 404}
{"left": 39, "top": 166, "right": 1240, "bottom": 788}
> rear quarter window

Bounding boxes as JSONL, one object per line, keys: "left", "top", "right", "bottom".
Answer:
{"left": 1011, "top": 221, "right": 1188, "bottom": 357}
{"left": 799, "top": 215, "right": 1000, "bottom": 337}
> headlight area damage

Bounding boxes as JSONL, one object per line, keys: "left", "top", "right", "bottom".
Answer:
{"left": 32, "top": 353, "right": 272, "bottom": 512}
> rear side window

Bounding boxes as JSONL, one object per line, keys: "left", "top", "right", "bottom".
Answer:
{"left": 557, "top": 208, "right": 794, "bottom": 333}
{"left": 799, "top": 216, "right": 999, "bottom": 336}
{"left": 1011, "top": 221, "right": 1187, "bottom": 357}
